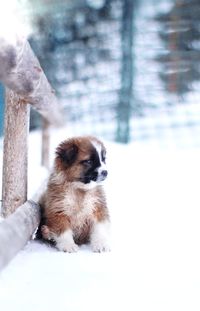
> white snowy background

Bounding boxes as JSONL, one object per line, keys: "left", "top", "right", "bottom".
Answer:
{"left": 0, "top": 127, "right": 200, "bottom": 311}
{"left": 0, "top": 0, "right": 200, "bottom": 310}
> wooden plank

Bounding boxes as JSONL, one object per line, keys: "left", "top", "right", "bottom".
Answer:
{"left": 0, "top": 36, "right": 64, "bottom": 126}
{"left": 1, "top": 89, "right": 29, "bottom": 217}
{"left": 0, "top": 200, "right": 40, "bottom": 271}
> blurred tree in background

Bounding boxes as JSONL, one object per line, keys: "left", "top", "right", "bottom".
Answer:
{"left": 155, "top": 0, "right": 200, "bottom": 99}
{"left": 29, "top": 0, "right": 138, "bottom": 143}
{"left": 29, "top": 0, "right": 122, "bottom": 136}
{"left": 30, "top": 0, "right": 114, "bottom": 95}
{"left": 116, "top": 0, "right": 135, "bottom": 143}
{"left": 1, "top": 0, "right": 199, "bottom": 146}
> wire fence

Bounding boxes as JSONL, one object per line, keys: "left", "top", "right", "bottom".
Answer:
{"left": 1, "top": 0, "right": 200, "bottom": 148}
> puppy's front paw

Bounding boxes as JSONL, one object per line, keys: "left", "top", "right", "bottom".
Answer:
{"left": 55, "top": 229, "right": 79, "bottom": 253}
{"left": 56, "top": 241, "right": 79, "bottom": 253}
{"left": 41, "top": 225, "right": 51, "bottom": 240}
{"left": 91, "top": 221, "right": 111, "bottom": 252}
{"left": 91, "top": 239, "right": 111, "bottom": 253}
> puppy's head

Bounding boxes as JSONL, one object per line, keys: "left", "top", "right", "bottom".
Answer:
{"left": 55, "top": 136, "right": 108, "bottom": 186}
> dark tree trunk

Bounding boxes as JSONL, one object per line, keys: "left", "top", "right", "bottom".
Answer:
{"left": 116, "top": 0, "right": 135, "bottom": 143}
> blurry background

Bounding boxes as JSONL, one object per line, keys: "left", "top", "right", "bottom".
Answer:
{"left": 0, "top": 0, "right": 200, "bottom": 148}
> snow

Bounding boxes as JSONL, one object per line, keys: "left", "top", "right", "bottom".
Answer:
{"left": 1, "top": 128, "right": 200, "bottom": 311}
{"left": 0, "top": 0, "right": 32, "bottom": 41}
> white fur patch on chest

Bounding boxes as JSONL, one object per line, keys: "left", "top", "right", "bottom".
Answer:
{"left": 62, "top": 186, "right": 98, "bottom": 228}
{"left": 75, "top": 193, "right": 96, "bottom": 226}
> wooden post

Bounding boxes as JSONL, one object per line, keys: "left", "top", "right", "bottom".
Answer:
{"left": 0, "top": 37, "right": 64, "bottom": 126}
{"left": 1, "top": 89, "right": 30, "bottom": 217}
{"left": 0, "top": 37, "right": 64, "bottom": 271}
{"left": 41, "top": 118, "right": 50, "bottom": 169}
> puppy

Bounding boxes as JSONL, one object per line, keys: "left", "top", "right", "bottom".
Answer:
{"left": 38, "top": 136, "right": 110, "bottom": 252}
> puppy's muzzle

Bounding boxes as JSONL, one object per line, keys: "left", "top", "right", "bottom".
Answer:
{"left": 97, "top": 169, "right": 108, "bottom": 182}
{"left": 101, "top": 170, "right": 108, "bottom": 178}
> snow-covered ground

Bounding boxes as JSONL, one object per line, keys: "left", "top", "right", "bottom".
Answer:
{"left": 0, "top": 128, "right": 200, "bottom": 311}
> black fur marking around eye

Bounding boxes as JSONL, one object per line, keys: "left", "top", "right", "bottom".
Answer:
{"left": 89, "top": 148, "right": 101, "bottom": 170}
{"left": 80, "top": 147, "right": 101, "bottom": 184}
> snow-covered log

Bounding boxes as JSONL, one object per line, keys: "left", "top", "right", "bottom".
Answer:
{"left": 0, "top": 200, "right": 40, "bottom": 271}
{"left": 0, "top": 36, "right": 63, "bottom": 126}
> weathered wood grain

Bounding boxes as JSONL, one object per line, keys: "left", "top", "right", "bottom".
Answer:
{"left": 0, "top": 36, "right": 64, "bottom": 126}
{"left": 1, "top": 89, "right": 29, "bottom": 217}
{"left": 0, "top": 200, "right": 41, "bottom": 271}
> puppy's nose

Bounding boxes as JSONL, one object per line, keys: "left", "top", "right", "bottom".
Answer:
{"left": 101, "top": 170, "right": 108, "bottom": 178}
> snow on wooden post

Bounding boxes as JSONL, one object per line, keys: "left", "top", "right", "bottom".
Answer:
{"left": 1, "top": 89, "right": 30, "bottom": 217}
{"left": 41, "top": 118, "right": 50, "bottom": 170}
{"left": 0, "top": 36, "right": 64, "bottom": 126}
{"left": 0, "top": 200, "right": 40, "bottom": 271}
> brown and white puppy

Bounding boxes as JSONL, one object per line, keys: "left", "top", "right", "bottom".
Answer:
{"left": 38, "top": 136, "right": 110, "bottom": 252}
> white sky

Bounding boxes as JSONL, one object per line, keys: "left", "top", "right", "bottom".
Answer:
{"left": 0, "top": 0, "right": 32, "bottom": 41}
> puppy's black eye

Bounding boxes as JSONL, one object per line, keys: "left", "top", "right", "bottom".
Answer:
{"left": 80, "top": 159, "right": 93, "bottom": 165}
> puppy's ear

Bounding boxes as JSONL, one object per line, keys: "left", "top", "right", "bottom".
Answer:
{"left": 56, "top": 141, "right": 78, "bottom": 166}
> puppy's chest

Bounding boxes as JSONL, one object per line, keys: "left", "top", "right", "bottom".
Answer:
{"left": 62, "top": 189, "right": 97, "bottom": 223}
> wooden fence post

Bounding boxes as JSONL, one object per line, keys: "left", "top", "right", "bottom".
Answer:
{"left": 1, "top": 89, "right": 30, "bottom": 217}
{"left": 0, "top": 37, "right": 64, "bottom": 126}
{"left": 0, "top": 36, "right": 64, "bottom": 270}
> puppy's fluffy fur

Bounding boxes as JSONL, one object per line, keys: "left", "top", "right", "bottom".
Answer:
{"left": 38, "top": 136, "right": 110, "bottom": 252}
